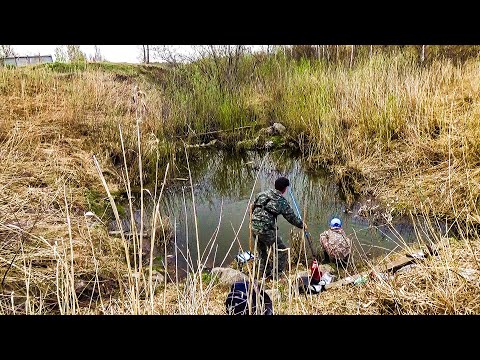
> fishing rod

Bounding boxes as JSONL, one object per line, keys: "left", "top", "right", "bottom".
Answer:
{"left": 288, "top": 188, "right": 316, "bottom": 259}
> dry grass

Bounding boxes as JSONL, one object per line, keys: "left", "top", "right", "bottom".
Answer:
{"left": 142, "top": 217, "right": 480, "bottom": 315}
{"left": 0, "top": 66, "right": 172, "bottom": 314}
{"left": 1, "top": 52, "right": 480, "bottom": 314}
{"left": 282, "top": 236, "right": 480, "bottom": 315}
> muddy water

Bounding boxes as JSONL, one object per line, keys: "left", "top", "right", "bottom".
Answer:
{"left": 139, "top": 150, "right": 419, "bottom": 274}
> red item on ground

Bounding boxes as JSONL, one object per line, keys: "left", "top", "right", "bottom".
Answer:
{"left": 310, "top": 259, "right": 322, "bottom": 284}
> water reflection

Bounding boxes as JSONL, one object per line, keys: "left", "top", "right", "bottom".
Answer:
{"left": 154, "top": 150, "right": 418, "bottom": 271}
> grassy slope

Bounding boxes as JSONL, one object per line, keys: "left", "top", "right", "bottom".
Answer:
{"left": 1, "top": 51, "right": 479, "bottom": 314}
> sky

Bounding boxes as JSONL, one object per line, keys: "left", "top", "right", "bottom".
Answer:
{"left": 10, "top": 45, "right": 265, "bottom": 63}
{"left": 10, "top": 45, "right": 196, "bottom": 63}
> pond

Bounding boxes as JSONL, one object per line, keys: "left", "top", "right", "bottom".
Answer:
{"left": 142, "top": 149, "right": 420, "bottom": 275}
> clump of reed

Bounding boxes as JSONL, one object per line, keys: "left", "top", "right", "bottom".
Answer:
{"left": 157, "top": 47, "right": 480, "bottom": 224}
{"left": 2, "top": 46, "right": 480, "bottom": 314}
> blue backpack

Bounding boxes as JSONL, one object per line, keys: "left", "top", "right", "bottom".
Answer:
{"left": 225, "top": 281, "right": 273, "bottom": 315}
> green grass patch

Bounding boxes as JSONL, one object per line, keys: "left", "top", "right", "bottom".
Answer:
{"left": 202, "top": 271, "right": 219, "bottom": 286}
{"left": 85, "top": 189, "right": 108, "bottom": 217}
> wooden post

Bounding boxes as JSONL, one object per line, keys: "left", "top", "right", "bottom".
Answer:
{"left": 350, "top": 45, "right": 354, "bottom": 68}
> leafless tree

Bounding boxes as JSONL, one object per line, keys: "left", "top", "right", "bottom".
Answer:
{"left": 191, "top": 45, "right": 249, "bottom": 91}
{"left": 151, "top": 45, "right": 189, "bottom": 65}
{"left": 259, "top": 45, "right": 275, "bottom": 55}
{"left": 54, "top": 46, "right": 67, "bottom": 62}
{"left": 421, "top": 45, "right": 426, "bottom": 62}
{"left": 66, "top": 45, "right": 86, "bottom": 62}
{"left": 90, "top": 45, "right": 104, "bottom": 62}
{"left": 0, "top": 45, "right": 15, "bottom": 58}
{"left": 141, "top": 45, "right": 150, "bottom": 64}
{"left": 52, "top": 45, "right": 86, "bottom": 62}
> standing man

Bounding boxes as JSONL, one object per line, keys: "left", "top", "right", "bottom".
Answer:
{"left": 251, "top": 177, "right": 306, "bottom": 279}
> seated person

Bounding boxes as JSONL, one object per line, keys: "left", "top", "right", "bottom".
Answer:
{"left": 319, "top": 217, "right": 352, "bottom": 267}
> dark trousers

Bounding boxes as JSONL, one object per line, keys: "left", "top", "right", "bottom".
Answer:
{"left": 321, "top": 250, "right": 331, "bottom": 264}
{"left": 321, "top": 249, "right": 349, "bottom": 269}
{"left": 254, "top": 231, "right": 287, "bottom": 278}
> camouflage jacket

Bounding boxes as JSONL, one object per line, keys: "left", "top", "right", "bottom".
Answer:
{"left": 251, "top": 189, "right": 303, "bottom": 234}
{"left": 319, "top": 228, "right": 352, "bottom": 261}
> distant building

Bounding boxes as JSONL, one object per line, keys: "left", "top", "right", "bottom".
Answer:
{"left": 1, "top": 55, "right": 53, "bottom": 67}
